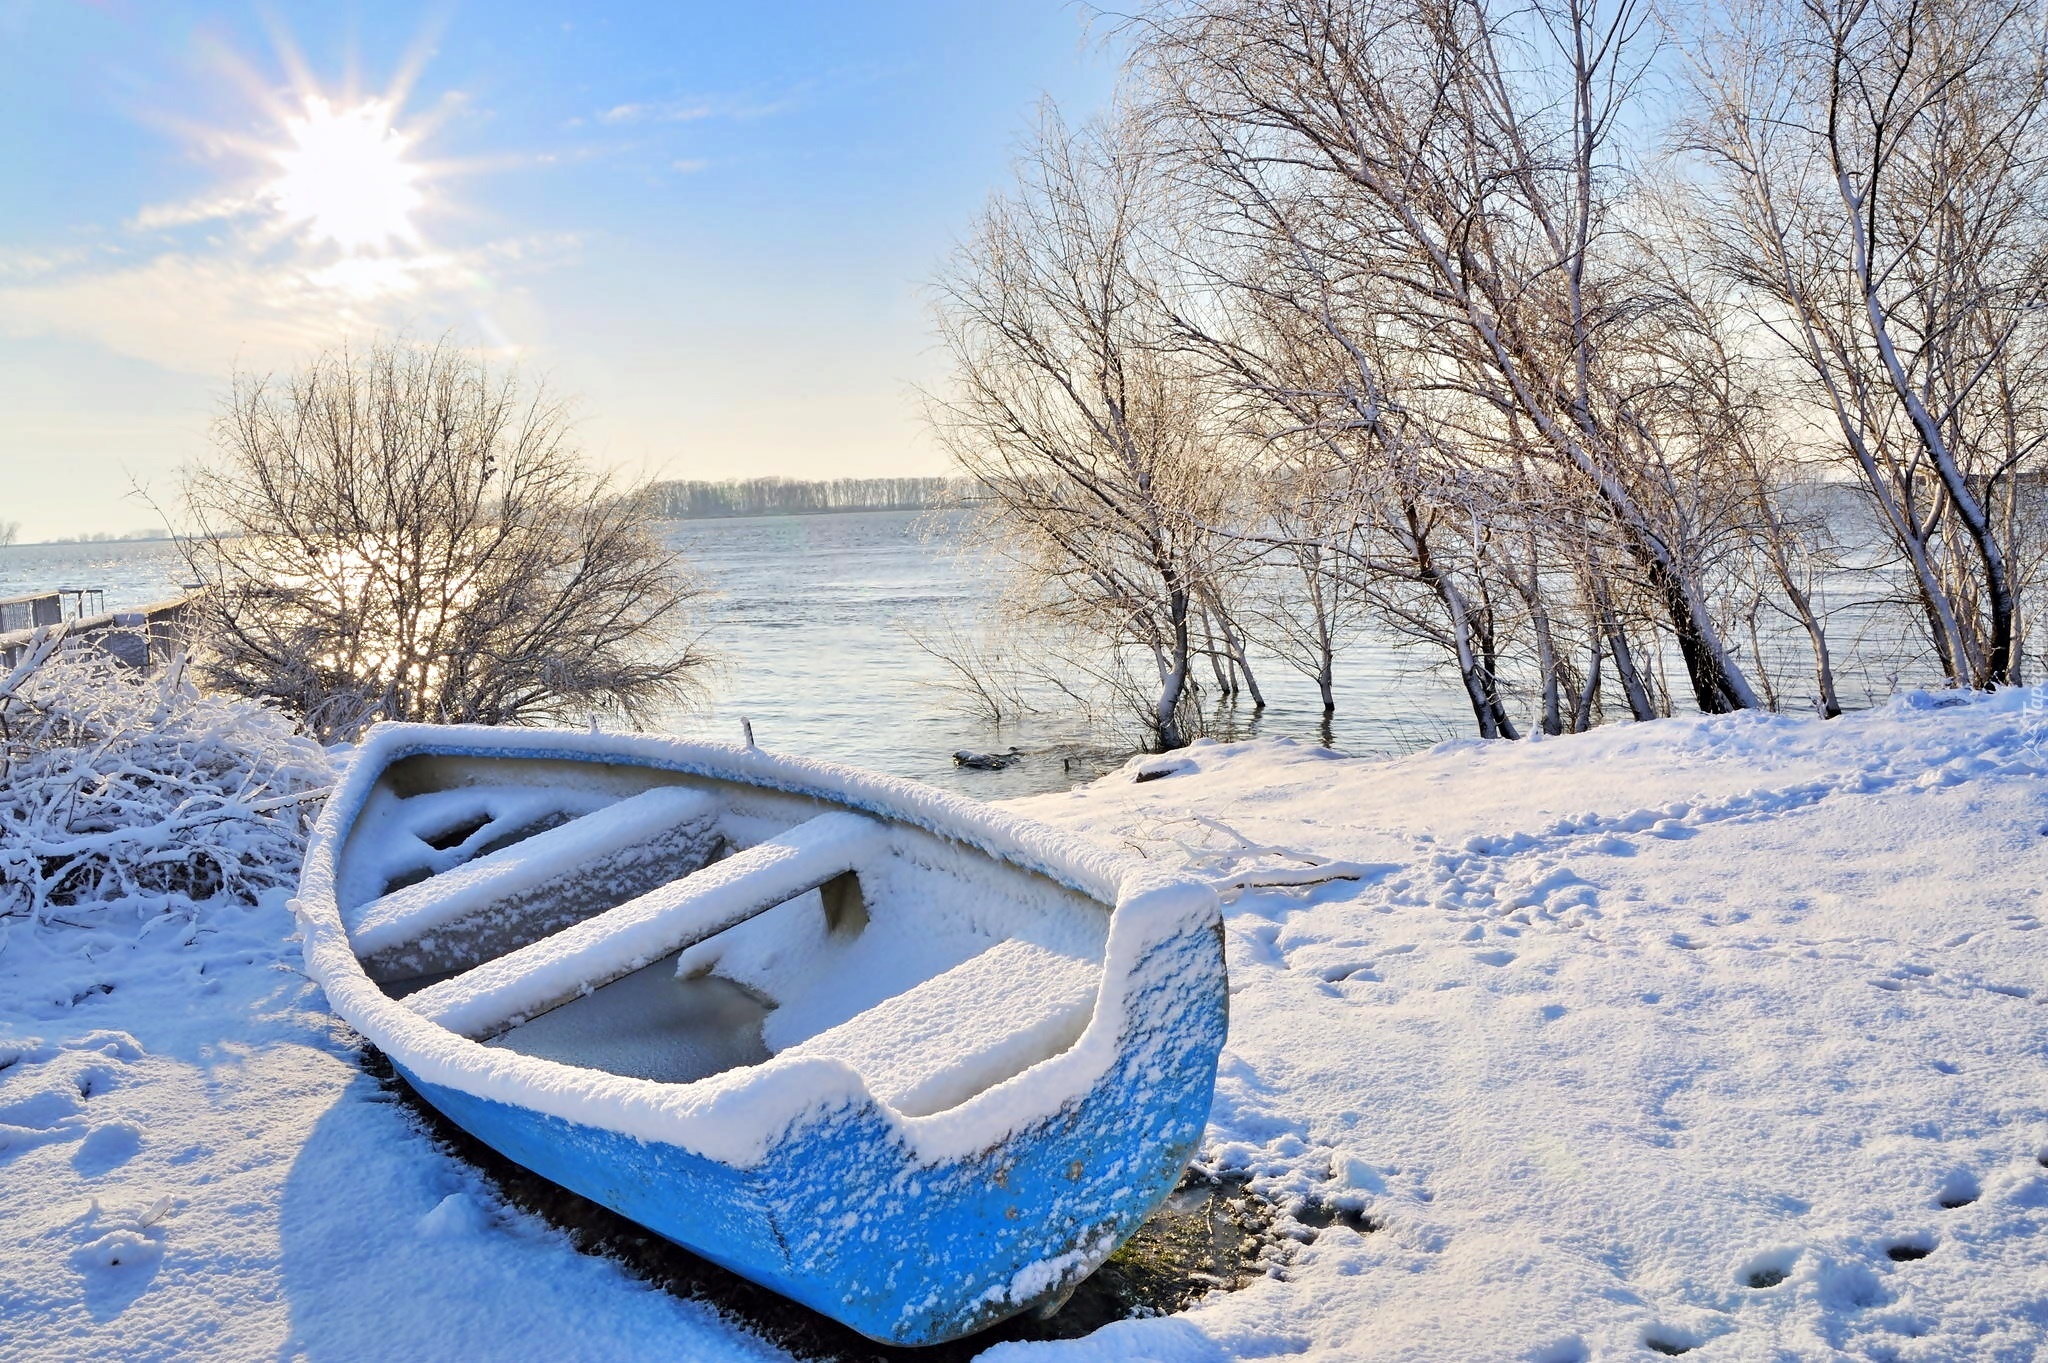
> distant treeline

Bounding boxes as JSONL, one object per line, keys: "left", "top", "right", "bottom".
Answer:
{"left": 646, "top": 476, "right": 965, "bottom": 520}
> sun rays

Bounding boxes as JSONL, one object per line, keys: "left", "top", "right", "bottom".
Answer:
{"left": 269, "top": 96, "right": 423, "bottom": 253}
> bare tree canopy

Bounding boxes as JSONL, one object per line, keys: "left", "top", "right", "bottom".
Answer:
{"left": 181, "top": 338, "right": 709, "bottom": 741}
{"left": 1683, "top": 0, "right": 2048, "bottom": 689}
{"left": 927, "top": 107, "right": 1253, "bottom": 749}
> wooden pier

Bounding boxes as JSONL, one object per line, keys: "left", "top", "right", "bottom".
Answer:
{"left": 0, "top": 590, "right": 203, "bottom": 672}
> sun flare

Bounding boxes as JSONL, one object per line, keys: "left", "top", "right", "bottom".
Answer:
{"left": 270, "top": 97, "right": 422, "bottom": 252}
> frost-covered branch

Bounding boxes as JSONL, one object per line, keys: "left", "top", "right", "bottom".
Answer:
{"left": 0, "top": 639, "right": 332, "bottom": 940}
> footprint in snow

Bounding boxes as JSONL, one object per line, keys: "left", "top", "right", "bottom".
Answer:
{"left": 1936, "top": 1170, "right": 1980, "bottom": 1209}
{"left": 0, "top": 1084, "right": 90, "bottom": 1163}
{"left": 69, "top": 1196, "right": 171, "bottom": 1317}
{"left": 1643, "top": 1329, "right": 1699, "bottom": 1356}
{"left": 0, "top": 1032, "right": 143, "bottom": 1167}
{"left": 1885, "top": 1236, "right": 1934, "bottom": 1262}
{"left": 1740, "top": 1248, "right": 1799, "bottom": 1289}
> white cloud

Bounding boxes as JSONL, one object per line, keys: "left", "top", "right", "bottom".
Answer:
{"left": 600, "top": 100, "right": 715, "bottom": 125}
{"left": 129, "top": 191, "right": 264, "bottom": 233}
{"left": 671, "top": 158, "right": 712, "bottom": 174}
{"left": 596, "top": 92, "right": 795, "bottom": 125}
{"left": 0, "top": 234, "right": 577, "bottom": 378}
{"left": 0, "top": 245, "right": 94, "bottom": 282}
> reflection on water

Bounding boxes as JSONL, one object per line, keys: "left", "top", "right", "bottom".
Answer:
{"left": 652, "top": 511, "right": 1484, "bottom": 796}
{"left": 0, "top": 509, "right": 1959, "bottom": 798}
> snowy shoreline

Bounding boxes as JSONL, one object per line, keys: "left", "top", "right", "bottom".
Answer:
{"left": 5, "top": 692, "right": 2048, "bottom": 1361}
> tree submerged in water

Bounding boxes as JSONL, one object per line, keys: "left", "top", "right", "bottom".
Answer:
{"left": 182, "top": 338, "right": 709, "bottom": 741}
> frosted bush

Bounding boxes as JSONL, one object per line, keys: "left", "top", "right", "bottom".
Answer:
{"left": 0, "top": 629, "right": 333, "bottom": 936}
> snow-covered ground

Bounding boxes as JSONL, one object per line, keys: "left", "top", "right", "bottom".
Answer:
{"left": 5, "top": 691, "right": 2047, "bottom": 1361}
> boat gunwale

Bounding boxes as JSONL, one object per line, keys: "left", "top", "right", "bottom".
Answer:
{"left": 295, "top": 721, "right": 1222, "bottom": 1170}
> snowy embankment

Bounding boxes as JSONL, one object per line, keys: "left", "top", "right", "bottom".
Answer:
{"left": 5, "top": 691, "right": 2048, "bottom": 1361}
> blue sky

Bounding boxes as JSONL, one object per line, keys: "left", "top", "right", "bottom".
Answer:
{"left": 0, "top": 1, "right": 1117, "bottom": 540}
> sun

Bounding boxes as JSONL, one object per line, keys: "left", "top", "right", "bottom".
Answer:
{"left": 270, "top": 97, "right": 422, "bottom": 253}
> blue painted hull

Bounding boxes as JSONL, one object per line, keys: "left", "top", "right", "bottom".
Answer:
{"left": 394, "top": 911, "right": 1225, "bottom": 1344}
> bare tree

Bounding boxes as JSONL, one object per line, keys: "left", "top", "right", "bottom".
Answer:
{"left": 0, "top": 521, "right": 19, "bottom": 547}
{"left": 1636, "top": 224, "right": 1847, "bottom": 716}
{"left": 181, "top": 339, "right": 709, "bottom": 741}
{"left": 1141, "top": 126, "right": 1531, "bottom": 738}
{"left": 1136, "top": 0, "right": 1766, "bottom": 714}
{"left": 1684, "top": 0, "right": 2048, "bottom": 688}
{"left": 927, "top": 108, "right": 1239, "bottom": 750}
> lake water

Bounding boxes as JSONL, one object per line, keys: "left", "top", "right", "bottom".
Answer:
{"left": 0, "top": 510, "right": 1945, "bottom": 798}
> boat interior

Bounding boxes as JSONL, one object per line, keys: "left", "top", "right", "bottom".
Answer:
{"left": 335, "top": 752, "right": 1113, "bottom": 1118}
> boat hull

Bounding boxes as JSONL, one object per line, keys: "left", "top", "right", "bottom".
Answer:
{"left": 393, "top": 908, "right": 1221, "bottom": 1343}
{"left": 297, "top": 724, "right": 1228, "bottom": 1345}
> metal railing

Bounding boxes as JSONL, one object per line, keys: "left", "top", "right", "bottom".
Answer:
{"left": 0, "top": 591, "right": 203, "bottom": 673}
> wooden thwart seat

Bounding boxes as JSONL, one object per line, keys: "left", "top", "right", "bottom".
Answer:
{"left": 405, "top": 810, "right": 892, "bottom": 1039}
{"left": 775, "top": 937, "right": 1100, "bottom": 1116}
{"left": 352, "top": 785, "right": 723, "bottom": 981}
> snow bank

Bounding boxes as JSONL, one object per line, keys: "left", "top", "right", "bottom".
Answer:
{"left": 0, "top": 895, "right": 784, "bottom": 1363}
{"left": 0, "top": 633, "right": 331, "bottom": 938}
{"left": 993, "top": 689, "right": 2048, "bottom": 1362}
{"left": 10, "top": 688, "right": 2048, "bottom": 1359}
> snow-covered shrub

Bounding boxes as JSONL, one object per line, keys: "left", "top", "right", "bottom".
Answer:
{"left": 0, "top": 629, "right": 333, "bottom": 935}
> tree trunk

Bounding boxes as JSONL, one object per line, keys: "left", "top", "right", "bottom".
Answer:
{"left": 1572, "top": 637, "right": 1602, "bottom": 733}
{"left": 1154, "top": 586, "right": 1192, "bottom": 750}
{"left": 1213, "top": 604, "right": 1266, "bottom": 709}
{"left": 1532, "top": 598, "right": 1562, "bottom": 736}
{"left": 1599, "top": 601, "right": 1656, "bottom": 723}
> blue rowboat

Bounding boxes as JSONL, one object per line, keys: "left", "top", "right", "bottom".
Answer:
{"left": 294, "top": 723, "right": 1227, "bottom": 1345}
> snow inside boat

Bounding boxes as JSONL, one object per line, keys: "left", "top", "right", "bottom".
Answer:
{"left": 293, "top": 723, "right": 1227, "bottom": 1345}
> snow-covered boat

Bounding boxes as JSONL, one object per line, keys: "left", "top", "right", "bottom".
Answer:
{"left": 293, "top": 722, "right": 1227, "bottom": 1345}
